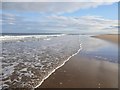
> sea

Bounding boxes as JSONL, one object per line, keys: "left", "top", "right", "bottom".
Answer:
{"left": 0, "top": 33, "right": 82, "bottom": 89}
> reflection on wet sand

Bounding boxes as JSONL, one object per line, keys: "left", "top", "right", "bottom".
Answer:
{"left": 39, "top": 35, "right": 118, "bottom": 88}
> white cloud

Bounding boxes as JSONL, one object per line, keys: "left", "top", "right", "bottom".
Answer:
{"left": 1, "top": 2, "right": 118, "bottom": 14}
{"left": 2, "top": 13, "right": 118, "bottom": 34}
{"left": 37, "top": 15, "right": 118, "bottom": 33}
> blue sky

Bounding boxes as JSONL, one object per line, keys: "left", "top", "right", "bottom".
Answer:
{"left": 62, "top": 2, "right": 118, "bottom": 20}
{"left": 1, "top": 2, "right": 118, "bottom": 33}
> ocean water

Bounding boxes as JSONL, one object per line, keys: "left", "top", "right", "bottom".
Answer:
{"left": 0, "top": 34, "right": 81, "bottom": 89}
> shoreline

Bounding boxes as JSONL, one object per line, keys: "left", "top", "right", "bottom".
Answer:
{"left": 91, "top": 34, "right": 119, "bottom": 44}
{"left": 35, "top": 43, "right": 82, "bottom": 88}
{"left": 39, "top": 53, "right": 118, "bottom": 88}
{"left": 38, "top": 34, "right": 118, "bottom": 88}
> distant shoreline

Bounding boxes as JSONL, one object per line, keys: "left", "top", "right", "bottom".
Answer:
{"left": 91, "top": 34, "right": 119, "bottom": 44}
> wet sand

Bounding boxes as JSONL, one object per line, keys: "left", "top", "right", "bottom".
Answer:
{"left": 38, "top": 35, "right": 118, "bottom": 88}
{"left": 39, "top": 54, "right": 118, "bottom": 88}
{"left": 92, "top": 34, "right": 119, "bottom": 44}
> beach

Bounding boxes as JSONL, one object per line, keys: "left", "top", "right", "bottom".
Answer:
{"left": 1, "top": 34, "right": 118, "bottom": 89}
{"left": 92, "top": 34, "right": 119, "bottom": 44}
{"left": 38, "top": 34, "right": 118, "bottom": 88}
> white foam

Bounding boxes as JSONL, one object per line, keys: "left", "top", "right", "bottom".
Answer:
{"left": 20, "top": 68, "right": 27, "bottom": 72}
{"left": 0, "top": 34, "right": 66, "bottom": 41}
{"left": 34, "top": 43, "right": 82, "bottom": 89}
{"left": 0, "top": 35, "right": 31, "bottom": 41}
{"left": 43, "top": 38, "right": 51, "bottom": 41}
{"left": 1, "top": 34, "right": 80, "bottom": 89}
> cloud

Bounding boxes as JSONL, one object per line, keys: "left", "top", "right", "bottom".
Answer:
{"left": 2, "top": 13, "right": 24, "bottom": 25}
{"left": 1, "top": 2, "right": 118, "bottom": 14}
{"left": 2, "top": 13, "right": 118, "bottom": 34}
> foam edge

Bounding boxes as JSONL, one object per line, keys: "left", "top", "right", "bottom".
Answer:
{"left": 34, "top": 43, "right": 82, "bottom": 89}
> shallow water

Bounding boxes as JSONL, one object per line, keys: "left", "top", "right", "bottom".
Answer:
{"left": 79, "top": 35, "right": 118, "bottom": 63}
{"left": 1, "top": 35, "right": 81, "bottom": 89}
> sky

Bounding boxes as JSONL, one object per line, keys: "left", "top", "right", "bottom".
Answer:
{"left": 0, "top": 1, "right": 119, "bottom": 34}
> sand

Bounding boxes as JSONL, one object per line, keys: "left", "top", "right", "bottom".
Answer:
{"left": 37, "top": 34, "right": 118, "bottom": 88}
{"left": 92, "top": 34, "right": 119, "bottom": 44}
{"left": 38, "top": 54, "right": 118, "bottom": 88}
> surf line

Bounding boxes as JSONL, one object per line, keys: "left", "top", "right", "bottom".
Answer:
{"left": 34, "top": 43, "right": 82, "bottom": 89}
